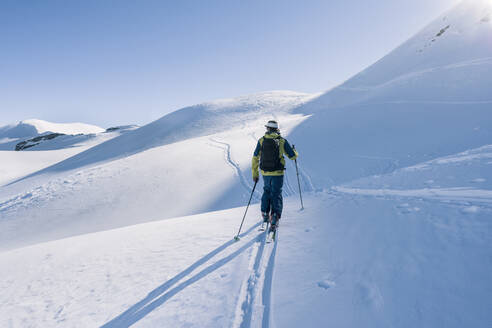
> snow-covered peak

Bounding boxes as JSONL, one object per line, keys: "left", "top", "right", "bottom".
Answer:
{"left": 300, "top": 0, "right": 492, "bottom": 112}
{"left": 345, "top": 0, "right": 492, "bottom": 87}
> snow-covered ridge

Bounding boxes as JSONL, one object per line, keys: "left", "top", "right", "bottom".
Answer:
{"left": 299, "top": 0, "right": 492, "bottom": 112}
{"left": 0, "top": 119, "right": 104, "bottom": 139}
{"left": 8, "top": 91, "right": 314, "bottom": 177}
{"left": 199, "top": 90, "right": 317, "bottom": 112}
{"left": 20, "top": 119, "right": 104, "bottom": 135}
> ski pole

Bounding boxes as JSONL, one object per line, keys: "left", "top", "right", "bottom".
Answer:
{"left": 234, "top": 180, "right": 258, "bottom": 241}
{"left": 293, "top": 145, "right": 304, "bottom": 210}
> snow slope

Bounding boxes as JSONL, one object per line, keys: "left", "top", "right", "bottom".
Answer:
{"left": 1, "top": 183, "right": 490, "bottom": 327}
{"left": 10, "top": 91, "right": 314, "bottom": 178}
{"left": 301, "top": 0, "right": 492, "bottom": 111}
{"left": 290, "top": 0, "right": 492, "bottom": 187}
{"left": 0, "top": 92, "right": 313, "bottom": 250}
{"left": 1, "top": 1, "right": 491, "bottom": 327}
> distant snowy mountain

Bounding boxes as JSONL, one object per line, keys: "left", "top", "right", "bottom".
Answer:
{"left": 0, "top": 119, "right": 104, "bottom": 138}
{"left": 0, "top": 119, "right": 106, "bottom": 150}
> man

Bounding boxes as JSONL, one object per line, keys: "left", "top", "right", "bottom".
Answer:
{"left": 252, "top": 120, "right": 298, "bottom": 233}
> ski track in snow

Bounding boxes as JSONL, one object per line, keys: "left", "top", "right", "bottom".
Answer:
{"left": 339, "top": 56, "right": 492, "bottom": 92}
{"left": 102, "top": 222, "right": 262, "bottom": 327}
{"left": 208, "top": 134, "right": 303, "bottom": 198}
{"left": 0, "top": 165, "right": 124, "bottom": 215}
{"left": 296, "top": 162, "right": 316, "bottom": 192}
{"left": 100, "top": 221, "right": 279, "bottom": 328}
{"left": 333, "top": 186, "right": 492, "bottom": 208}
{"left": 282, "top": 171, "right": 296, "bottom": 197}
{"left": 234, "top": 227, "right": 277, "bottom": 328}
{"left": 208, "top": 138, "right": 261, "bottom": 201}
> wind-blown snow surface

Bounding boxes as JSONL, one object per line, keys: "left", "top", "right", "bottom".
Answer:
{"left": 1, "top": 1, "right": 492, "bottom": 327}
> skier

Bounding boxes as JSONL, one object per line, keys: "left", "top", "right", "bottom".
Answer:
{"left": 252, "top": 120, "right": 298, "bottom": 233}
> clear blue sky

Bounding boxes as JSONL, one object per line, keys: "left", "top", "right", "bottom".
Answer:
{"left": 1, "top": 0, "right": 460, "bottom": 127}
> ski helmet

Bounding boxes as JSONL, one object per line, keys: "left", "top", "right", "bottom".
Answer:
{"left": 265, "top": 120, "right": 279, "bottom": 130}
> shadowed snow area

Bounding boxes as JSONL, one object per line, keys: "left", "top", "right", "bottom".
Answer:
{"left": 1, "top": 1, "right": 491, "bottom": 327}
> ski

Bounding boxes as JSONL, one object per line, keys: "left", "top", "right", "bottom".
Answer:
{"left": 266, "top": 227, "right": 277, "bottom": 243}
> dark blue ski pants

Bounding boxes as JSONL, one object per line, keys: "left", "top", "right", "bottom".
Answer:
{"left": 261, "top": 175, "right": 284, "bottom": 218}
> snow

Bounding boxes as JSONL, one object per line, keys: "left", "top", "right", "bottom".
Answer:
{"left": 0, "top": 113, "right": 308, "bottom": 251}
{"left": 1, "top": 1, "right": 492, "bottom": 327}
{"left": 20, "top": 119, "right": 104, "bottom": 135}
{"left": 0, "top": 149, "right": 89, "bottom": 186}
{"left": 1, "top": 192, "right": 490, "bottom": 327}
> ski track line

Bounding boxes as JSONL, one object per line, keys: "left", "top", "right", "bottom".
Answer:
{"left": 101, "top": 222, "right": 261, "bottom": 328}
{"left": 234, "top": 228, "right": 278, "bottom": 328}
{"left": 261, "top": 237, "right": 278, "bottom": 328}
{"left": 338, "top": 56, "right": 492, "bottom": 92}
{"left": 209, "top": 138, "right": 261, "bottom": 201}
{"left": 297, "top": 162, "right": 316, "bottom": 192}
{"left": 333, "top": 186, "right": 492, "bottom": 206}
{"left": 283, "top": 170, "right": 296, "bottom": 197}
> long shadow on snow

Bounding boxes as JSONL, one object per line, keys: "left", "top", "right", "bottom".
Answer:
{"left": 239, "top": 226, "right": 269, "bottom": 328}
{"left": 239, "top": 226, "right": 278, "bottom": 328}
{"left": 102, "top": 222, "right": 261, "bottom": 328}
{"left": 261, "top": 239, "right": 278, "bottom": 328}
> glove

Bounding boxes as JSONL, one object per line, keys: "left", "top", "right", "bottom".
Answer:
{"left": 253, "top": 176, "right": 259, "bottom": 183}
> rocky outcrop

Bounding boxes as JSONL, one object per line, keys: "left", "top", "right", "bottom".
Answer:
{"left": 15, "top": 133, "right": 65, "bottom": 151}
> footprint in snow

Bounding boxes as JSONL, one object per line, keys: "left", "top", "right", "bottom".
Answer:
{"left": 462, "top": 206, "right": 480, "bottom": 214}
{"left": 317, "top": 279, "right": 336, "bottom": 290}
{"left": 21, "top": 193, "right": 33, "bottom": 199}
{"left": 353, "top": 283, "right": 384, "bottom": 309}
{"left": 396, "top": 203, "right": 420, "bottom": 214}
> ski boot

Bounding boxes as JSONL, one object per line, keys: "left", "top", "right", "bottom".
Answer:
{"left": 269, "top": 213, "right": 280, "bottom": 233}
{"left": 260, "top": 212, "right": 269, "bottom": 231}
